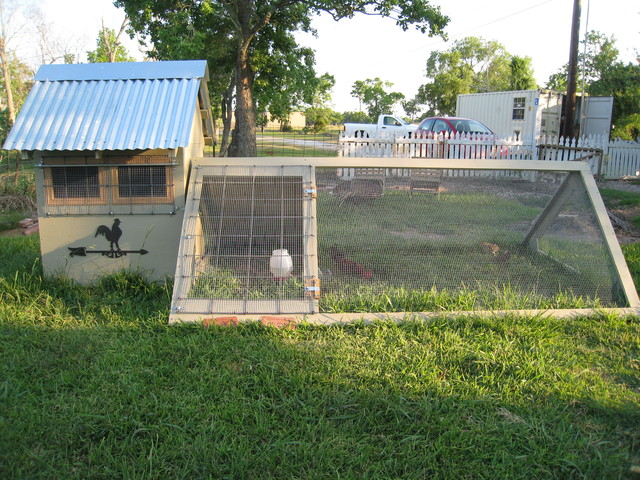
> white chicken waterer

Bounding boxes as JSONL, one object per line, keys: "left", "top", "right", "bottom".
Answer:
{"left": 269, "top": 249, "right": 293, "bottom": 279}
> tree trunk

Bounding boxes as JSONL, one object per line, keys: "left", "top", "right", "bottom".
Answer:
{"left": 13, "top": 150, "right": 20, "bottom": 185}
{"left": 0, "top": 39, "right": 18, "bottom": 184}
{"left": 229, "top": 0, "right": 263, "bottom": 157}
{"left": 218, "top": 74, "right": 236, "bottom": 157}
{"left": 232, "top": 42, "right": 257, "bottom": 157}
{"left": 0, "top": 41, "right": 16, "bottom": 126}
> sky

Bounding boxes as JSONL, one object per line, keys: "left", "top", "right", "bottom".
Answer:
{"left": 18, "top": 0, "right": 640, "bottom": 113}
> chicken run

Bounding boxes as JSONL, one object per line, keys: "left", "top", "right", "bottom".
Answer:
{"left": 168, "top": 159, "right": 640, "bottom": 323}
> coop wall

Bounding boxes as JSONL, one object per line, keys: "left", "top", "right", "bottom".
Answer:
{"left": 35, "top": 154, "right": 184, "bottom": 283}
{"left": 37, "top": 214, "right": 183, "bottom": 283}
{"left": 32, "top": 101, "right": 210, "bottom": 283}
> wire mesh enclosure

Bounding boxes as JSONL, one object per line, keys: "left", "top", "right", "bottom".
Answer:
{"left": 171, "top": 165, "right": 318, "bottom": 316}
{"left": 170, "top": 158, "right": 639, "bottom": 323}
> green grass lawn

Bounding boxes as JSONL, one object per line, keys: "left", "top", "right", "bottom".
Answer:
{"left": 600, "top": 188, "right": 640, "bottom": 229}
{"left": 599, "top": 188, "right": 640, "bottom": 209}
{"left": 1, "top": 236, "right": 639, "bottom": 479}
{"left": 256, "top": 128, "right": 339, "bottom": 157}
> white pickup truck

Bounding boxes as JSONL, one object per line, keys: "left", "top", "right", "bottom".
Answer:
{"left": 343, "top": 114, "right": 418, "bottom": 138}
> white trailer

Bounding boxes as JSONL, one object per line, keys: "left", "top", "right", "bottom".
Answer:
{"left": 456, "top": 89, "right": 563, "bottom": 142}
{"left": 456, "top": 89, "right": 613, "bottom": 141}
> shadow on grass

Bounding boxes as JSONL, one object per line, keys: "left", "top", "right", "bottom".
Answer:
{"left": 2, "top": 318, "right": 640, "bottom": 479}
{"left": 1, "top": 236, "right": 639, "bottom": 479}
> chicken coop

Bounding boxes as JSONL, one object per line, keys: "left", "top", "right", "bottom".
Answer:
{"left": 3, "top": 60, "right": 213, "bottom": 283}
{"left": 4, "top": 61, "right": 638, "bottom": 322}
{"left": 168, "top": 157, "right": 640, "bottom": 323}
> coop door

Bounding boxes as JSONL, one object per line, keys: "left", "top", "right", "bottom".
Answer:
{"left": 170, "top": 165, "right": 318, "bottom": 320}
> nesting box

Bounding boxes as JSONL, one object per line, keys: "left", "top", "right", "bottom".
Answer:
{"left": 4, "top": 60, "right": 214, "bottom": 283}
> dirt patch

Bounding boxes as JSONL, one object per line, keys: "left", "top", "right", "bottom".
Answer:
{"left": 609, "top": 209, "right": 640, "bottom": 244}
{"left": 390, "top": 229, "right": 448, "bottom": 241}
{"left": 0, "top": 227, "right": 25, "bottom": 237}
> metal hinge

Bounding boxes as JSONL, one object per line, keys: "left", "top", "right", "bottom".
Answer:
{"left": 305, "top": 277, "right": 321, "bottom": 299}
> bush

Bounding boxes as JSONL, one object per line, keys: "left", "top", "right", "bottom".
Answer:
{"left": 0, "top": 171, "right": 36, "bottom": 213}
{"left": 611, "top": 114, "right": 640, "bottom": 141}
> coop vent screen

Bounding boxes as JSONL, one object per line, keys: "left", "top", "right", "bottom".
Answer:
{"left": 41, "top": 155, "right": 176, "bottom": 215}
{"left": 170, "top": 159, "right": 639, "bottom": 323}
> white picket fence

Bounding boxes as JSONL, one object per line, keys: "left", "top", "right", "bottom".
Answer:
{"left": 338, "top": 131, "right": 640, "bottom": 179}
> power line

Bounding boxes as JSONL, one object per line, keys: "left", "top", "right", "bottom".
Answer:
{"left": 404, "top": 0, "right": 558, "bottom": 56}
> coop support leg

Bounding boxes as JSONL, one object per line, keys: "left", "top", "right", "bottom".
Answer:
{"left": 304, "top": 167, "right": 320, "bottom": 313}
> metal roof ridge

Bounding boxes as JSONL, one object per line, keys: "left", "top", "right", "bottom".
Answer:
{"left": 34, "top": 60, "right": 208, "bottom": 82}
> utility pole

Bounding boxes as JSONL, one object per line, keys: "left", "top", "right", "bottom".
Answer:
{"left": 563, "top": 0, "right": 581, "bottom": 139}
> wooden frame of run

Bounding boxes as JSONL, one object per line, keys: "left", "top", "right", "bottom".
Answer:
{"left": 169, "top": 157, "right": 640, "bottom": 324}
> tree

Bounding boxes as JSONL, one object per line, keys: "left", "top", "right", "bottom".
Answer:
{"left": 87, "top": 19, "right": 135, "bottom": 63}
{"left": 304, "top": 73, "right": 336, "bottom": 132}
{"left": 545, "top": 30, "right": 619, "bottom": 91}
{"left": 305, "top": 107, "right": 338, "bottom": 132}
{"left": 402, "top": 98, "right": 421, "bottom": 121}
{"left": 0, "top": 52, "right": 31, "bottom": 143}
{"left": 115, "top": 0, "right": 314, "bottom": 156}
{"left": 413, "top": 37, "right": 524, "bottom": 116}
{"left": 116, "top": 0, "right": 449, "bottom": 156}
{"left": 411, "top": 37, "right": 536, "bottom": 117}
{"left": 589, "top": 61, "right": 640, "bottom": 126}
{"left": 351, "top": 78, "right": 405, "bottom": 119}
{"left": 0, "top": 0, "right": 34, "bottom": 183}
{"left": 612, "top": 113, "right": 640, "bottom": 141}
{"left": 252, "top": 32, "right": 319, "bottom": 129}
{"left": 580, "top": 31, "right": 619, "bottom": 85}
{"left": 342, "top": 110, "right": 370, "bottom": 124}
{"left": 545, "top": 31, "right": 638, "bottom": 129}
{"left": 30, "top": 7, "right": 85, "bottom": 65}
{"left": 509, "top": 56, "right": 536, "bottom": 91}
{"left": 545, "top": 70, "right": 566, "bottom": 92}
{"left": 0, "top": 51, "right": 31, "bottom": 110}
{"left": 0, "top": 0, "right": 29, "bottom": 127}
{"left": 309, "top": 73, "right": 335, "bottom": 109}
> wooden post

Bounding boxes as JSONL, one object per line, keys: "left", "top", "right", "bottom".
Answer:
{"left": 563, "top": 0, "right": 581, "bottom": 139}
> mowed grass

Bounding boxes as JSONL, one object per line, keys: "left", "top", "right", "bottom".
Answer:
{"left": 257, "top": 129, "right": 339, "bottom": 157}
{"left": 315, "top": 189, "right": 621, "bottom": 311}
{"left": 600, "top": 188, "right": 640, "bottom": 229}
{"left": 600, "top": 188, "right": 640, "bottom": 209}
{"left": 1, "top": 236, "right": 639, "bottom": 479}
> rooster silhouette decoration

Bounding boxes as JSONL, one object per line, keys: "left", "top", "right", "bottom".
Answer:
{"left": 95, "top": 218, "right": 123, "bottom": 252}
{"left": 67, "top": 218, "right": 148, "bottom": 258}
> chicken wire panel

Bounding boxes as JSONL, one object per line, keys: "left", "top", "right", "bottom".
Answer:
{"left": 314, "top": 166, "right": 629, "bottom": 313}
{"left": 171, "top": 165, "right": 318, "bottom": 316}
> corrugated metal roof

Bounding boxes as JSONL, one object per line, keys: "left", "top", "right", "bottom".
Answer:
{"left": 34, "top": 60, "right": 207, "bottom": 81}
{"left": 4, "top": 60, "right": 210, "bottom": 151}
